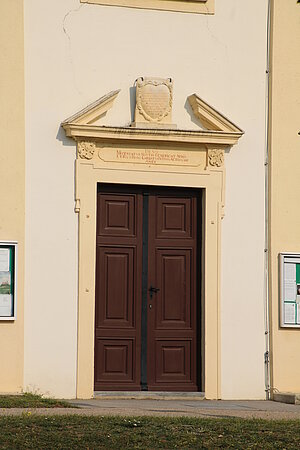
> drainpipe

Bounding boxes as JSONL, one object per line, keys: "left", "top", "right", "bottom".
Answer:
{"left": 264, "top": 0, "right": 272, "bottom": 400}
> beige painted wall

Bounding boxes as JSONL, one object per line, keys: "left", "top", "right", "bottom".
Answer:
{"left": 0, "top": 0, "right": 25, "bottom": 393}
{"left": 24, "top": 0, "right": 267, "bottom": 398}
{"left": 269, "top": 0, "right": 300, "bottom": 394}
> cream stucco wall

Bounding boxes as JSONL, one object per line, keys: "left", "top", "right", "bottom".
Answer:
{"left": 269, "top": 0, "right": 300, "bottom": 394}
{"left": 24, "top": 0, "right": 267, "bottom": 398}
{"left": 0, "top": 0, "right": 25, "bottom": 393}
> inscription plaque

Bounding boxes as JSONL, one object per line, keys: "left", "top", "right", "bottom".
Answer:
{"left": 134, "top": 77, "right": 173, "bottom": 126}
{"left": 98, "top": 147, "right": 204, "bottom": 168}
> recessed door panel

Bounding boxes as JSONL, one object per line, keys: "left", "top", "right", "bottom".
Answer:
{"left": 94, "top": 338, "right": 134, "bottom": 383}
{"left": 97, "top": 194, "right": 136, "bottom": 237}
{"left": 156, "top": 249, "right": 192, "bottom": 328}
{"left": 156, "top": 197, "right": 192, "bottom": 239}
{"left": 155, "top": 340, "right": 192, "bottom": 383}
{"left": 96, "top": 247, "right": 134, "bottom": 327}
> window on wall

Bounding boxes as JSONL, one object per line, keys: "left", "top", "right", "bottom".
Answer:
{"left": 80, "top": 0, "right": 215, "bottom": 15}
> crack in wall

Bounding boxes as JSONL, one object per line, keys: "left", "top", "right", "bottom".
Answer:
{"left": 63, "top": 4, "right": 83, "bottom": 41}
{"left": 62, "top": 4, "right": 84, "bottom": 95}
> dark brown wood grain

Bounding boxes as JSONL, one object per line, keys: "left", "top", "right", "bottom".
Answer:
{"left": 95, "top": 185, "right": 200, "bottom": 392}
{"left": 147, "top": 193, "right": 198, "bottom": 391}
{"left": 94, "top": 189, "right": 143, "bottom": 390}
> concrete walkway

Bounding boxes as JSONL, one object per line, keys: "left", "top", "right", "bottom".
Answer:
{"left": 1, "top": 399, "right": 300, "bottom": 420}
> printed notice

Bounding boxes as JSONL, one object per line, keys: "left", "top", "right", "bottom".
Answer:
{"left": 284, "top": 281, "right": 296, "bottom": 301}
{"left": 285, "top": 263, "right": 296, "bottom": 281}
{"left": 297, "top": 304, "right": 300, "bottom": 325}
{"left": 0, "top": 272, "right": 11, "bottom": 295}
{"left": 0, "top": 249, "right": 9, "bottom": 272}
{"left": 284, "top": 303, "right": 296, "bottom": 324}
{"left": 0, "top": 294, "right": 12, "bottom": 317}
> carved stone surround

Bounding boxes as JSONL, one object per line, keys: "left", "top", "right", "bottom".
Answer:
{"left": 63, "top": 88, "right": 243, "bottom": 220}
{"left": 61, "top": 85, "right": 243, "bottom": 400}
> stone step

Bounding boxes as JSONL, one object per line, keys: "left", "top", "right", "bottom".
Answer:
{"left": 94, "top": 391, "right": 205, "bottom": 401}
{"left": 273, "top": 392, "right": 300, "bottom": 405}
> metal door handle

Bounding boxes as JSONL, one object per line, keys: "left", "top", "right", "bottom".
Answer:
{"left": 149, "top": 285, "right": 160, "bottom": 298}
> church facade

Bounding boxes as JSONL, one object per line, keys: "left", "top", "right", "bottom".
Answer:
{"left": 0, "top": 0, "right": 299, "bottom": 401}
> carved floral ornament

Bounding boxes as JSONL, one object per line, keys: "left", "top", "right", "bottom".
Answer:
{"left": 78, "top": 141, "right": 96, "bottom": 160}
{"left": 208, "top": 149, "right": 224, "bottom": 167}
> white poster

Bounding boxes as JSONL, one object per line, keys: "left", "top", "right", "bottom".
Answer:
{"left": 0, "top": 249, "right": 10, "bottom": 272}
{"left": 0, "top": 294, "right": 12, "bottom": 317}
{"left": 284, "top": 281, "right": 296, "bottom": 301}
{"left": 285, "top": 263, "right": 296, "bottom": 281}
{"left": 284, "top": 303, "right": 296, "bottom": 324}
{"left": 297, "top": 305, "right": 300, "bottom": 325}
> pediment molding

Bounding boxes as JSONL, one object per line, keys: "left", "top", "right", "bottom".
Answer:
{"left": 188, "top": 94, "right": 244, "bottom": 133}
{"left": 62, "top": 88, "right": 243, "bottom": 149}
{"left": 63, "top": 90, "right": 120, "bottom": 126}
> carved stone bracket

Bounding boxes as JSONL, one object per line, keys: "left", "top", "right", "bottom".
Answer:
{"left": 208, "top": 149, "right": 224, "bottom": 168}
{"left": 78, "top": 141, "right": 96, "bottom": 160}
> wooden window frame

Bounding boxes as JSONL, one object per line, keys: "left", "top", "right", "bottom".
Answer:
{"left": 80, "top": 0, "right": 215, "bottom": 15}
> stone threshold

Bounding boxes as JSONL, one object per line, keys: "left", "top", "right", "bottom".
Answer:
{"left": 273, "top": 392, "right": 300, "bottom": 405}
{"left": 94, "top": 391, "right": 205, "bottom": 401}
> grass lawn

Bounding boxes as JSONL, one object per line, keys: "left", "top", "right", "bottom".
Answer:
{"left": 0, "top": 415, "right": 299, "bottom": 449}
{"left": 0, "top": 393, "right": 73, "bottom": 409}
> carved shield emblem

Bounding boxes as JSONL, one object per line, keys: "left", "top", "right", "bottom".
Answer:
{"left": 136, "top": 78, "right": 173, "bottom": 123}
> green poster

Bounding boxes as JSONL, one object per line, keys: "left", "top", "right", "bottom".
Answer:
{"left": 296, "top": 264, "right": 300, "bottom": 284}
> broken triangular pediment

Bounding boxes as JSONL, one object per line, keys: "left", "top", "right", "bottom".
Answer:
{"left": 62, "top": 85, "right": 244, "bottom": 148}
{"left": 62, "top": 90, "right": 120, "bottom": 126}
{"left": 188, "top": 94, "right": 243, "bottom": 133}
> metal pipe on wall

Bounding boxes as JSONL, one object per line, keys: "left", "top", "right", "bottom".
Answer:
{"left": 264, "top": 0, "right": 272, "bottom": 400}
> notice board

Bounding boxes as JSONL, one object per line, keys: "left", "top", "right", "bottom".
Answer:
{"left": 0, "top": 242, "right": 17, "bottom": 320}
{"left": 280, "top": 253, "right": 300, "bottom": 328}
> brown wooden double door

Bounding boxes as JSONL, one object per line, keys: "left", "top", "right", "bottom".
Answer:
{"left": 94, "top": 185, "right": 201, "bottom": 391}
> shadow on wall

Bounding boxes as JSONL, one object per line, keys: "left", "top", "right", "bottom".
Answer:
{"left": 56, "top": 126, "right": 75, "bottom": 147}
{"left": 184, "top": 98, "right": 205, "bottom": 130}
{"left": 129, "top": 85, "right": 137, "bottom": 124}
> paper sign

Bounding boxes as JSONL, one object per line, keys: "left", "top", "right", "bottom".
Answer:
{"left": 284, "top": 303, "right": 296, "bottom": 324}
{"left": 285, "top": 263, "right": 296, "bottom": 281}
{"left": 0, "top": 249, "right": 10, "bottom": 272}
{"left": 297, "top": 305, "right": 300, "bottom": 325}
{"left": 0, "top": 294, "right": 12, "bottom": 317}
{"left": 284, "top": 281, "right": 296, "bottom": 301}
{"left": 0, "top": 272, "right": 11, "bottom": 295}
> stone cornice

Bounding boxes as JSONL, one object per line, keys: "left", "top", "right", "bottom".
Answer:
{"left": 62, "top": 123, "right": 243, "bottom": 147}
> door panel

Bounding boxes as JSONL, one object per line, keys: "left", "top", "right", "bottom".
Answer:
{"left": 155, "top": 339, "right": 192, "bottom": 383}
{"left": 94, "top": 338, "right": 135, "bottom": 383}
{"left": 97, "top": 194, "right": 136, "bottom": 237}
{"left": 147, "top": 192, "right": 198, "bottom": 391}
{"left": 94, "top": 189, "right": 142, "bottom": 391}
{"left": 156, "top": 249, "right": 191, "bottom": 327}
{"left": 95, "top": 186, "right": 200, "bottom": 392}
{"left": 96, "top": 247, "right": 134, "bottom": 328}
{"left": 156, "top": 197, "right": 193, "bottom": 239}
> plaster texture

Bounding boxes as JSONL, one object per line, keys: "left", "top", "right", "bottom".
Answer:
{"left": 0, "top": 0, "right": 25, "bottom": 393}
{"left": 269, "top": 0, "right": 300, "bottom": 394}
{"left": 23, "top": 0, "right": 267, "bottom": 398}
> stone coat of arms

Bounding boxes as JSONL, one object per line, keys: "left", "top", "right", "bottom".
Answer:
{"left": 135, "top": 77, "right": 173, "bottom": 124}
